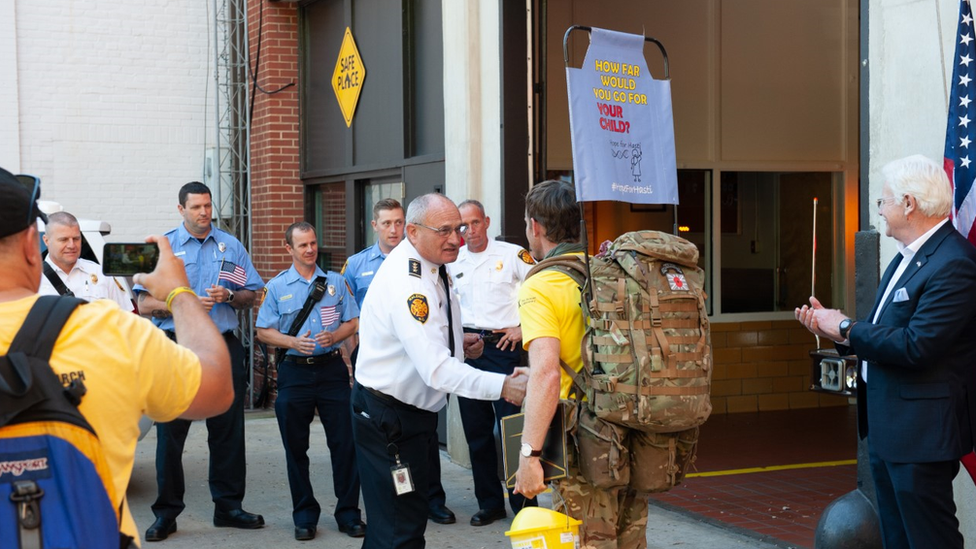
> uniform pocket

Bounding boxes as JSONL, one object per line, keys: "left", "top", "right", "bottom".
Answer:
{"left": 575, "top": 409, "right": 630, "bottom": 489}
{"left": 628, "top": 427, "right": 699, "bottom": 494}
{"left": 900, "top": 383, "right": 950, "bottom": 400}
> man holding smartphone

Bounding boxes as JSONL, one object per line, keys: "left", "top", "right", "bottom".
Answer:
{"left": 39, "top": 211, "right": 133, "bottom": 311}
{"left": 135, "top": 182, "right": 266, "bottom": 542}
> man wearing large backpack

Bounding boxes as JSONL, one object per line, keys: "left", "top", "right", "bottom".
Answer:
{"left": 513, "top": 180, "right": 648, "bottom": 548}
{"left": 0, "top": 167, "right": 233, "bottom": 545}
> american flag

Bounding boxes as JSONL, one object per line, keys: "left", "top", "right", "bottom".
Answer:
{"left": 945, "top": 0, "right": 976, "bottom": 246}
{"left": 319, "top": 305, "right": 340, "bottom": 327}
{"left": 217, "top": 259, "right": 248, "bottom": 287}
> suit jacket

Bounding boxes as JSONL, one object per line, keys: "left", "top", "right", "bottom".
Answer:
{"left": 842, "top": 222, "right": 976, "bottom": 463}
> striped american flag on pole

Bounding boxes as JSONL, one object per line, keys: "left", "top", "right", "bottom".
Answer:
{"left": 217, "top": 259, "right": 248, "bottom": 287}
{"left": 945, "top": 0, "right": 976, "bottom": 246}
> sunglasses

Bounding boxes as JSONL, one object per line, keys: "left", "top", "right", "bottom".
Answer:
{"left": 14, "top": 174, "right": 44, "bottom": 227}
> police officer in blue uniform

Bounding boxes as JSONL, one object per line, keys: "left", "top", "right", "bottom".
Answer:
{"left": 137, "top": 182, "right": 265, "bottom": 542}
{"left": 257, "top": 221, "right": 366, "bottom": 542}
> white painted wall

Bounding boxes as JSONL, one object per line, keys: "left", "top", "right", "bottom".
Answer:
{"left": 869, "top": 0, "right": 975, "bottom": 538}
{"left": 443, "top": 0, "right": 505, "bottom": 238}
{"left": 8, "top": 0, "right": 213, "bottom": 241}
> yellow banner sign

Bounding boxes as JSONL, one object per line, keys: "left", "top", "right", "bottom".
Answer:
{"left": 332, "top": 27, "right": 366, "bottom": 128}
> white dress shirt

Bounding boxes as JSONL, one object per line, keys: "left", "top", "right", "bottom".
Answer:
{"left": 39, "top": 257, "right": 134, "bottom": 312}
{"left": 354, "top": 238, "right": 506, "bottom": 411}
{"left": 448, "top": 239, "right": 534, "bottom": 330}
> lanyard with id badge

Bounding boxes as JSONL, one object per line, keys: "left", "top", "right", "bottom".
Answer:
{"left": 389, "top": 442, "right": 414, "bottom": 495}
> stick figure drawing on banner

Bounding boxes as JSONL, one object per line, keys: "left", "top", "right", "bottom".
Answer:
{"left": 631, "top": 143, "right": 642, "bottom": 182}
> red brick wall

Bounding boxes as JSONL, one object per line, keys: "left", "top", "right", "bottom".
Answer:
{"left": 248, "top": 0, "right": 301, "bottom": 280}
{"left": 710, "top": 320, "right": 849, "bottom": 413}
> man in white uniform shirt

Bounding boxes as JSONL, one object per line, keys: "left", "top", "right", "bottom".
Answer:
{"left": 351, "top": 193, "right": 528, "bottom": 549}
{"left": 39, "top": 211, "right": 133, "bottom": 311}
{"left": 448, "top": 200, "right": 537, "bottom": 525}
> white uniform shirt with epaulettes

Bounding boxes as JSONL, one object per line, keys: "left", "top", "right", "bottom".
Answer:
{"left": 354, "top": 237, "right": 506, "bottom": 412}
{"left": 38, "top": 256, "right": 134, "bottom": 311}
{"left": 448, "top": 239, "right": 535, "bottom": 330}
{"left": 256, "top": 266, "right": 359, "bottom": 357}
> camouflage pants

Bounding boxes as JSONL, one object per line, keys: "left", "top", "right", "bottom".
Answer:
{"left": 552, "top": 450, "right": 648, "bottom": 549}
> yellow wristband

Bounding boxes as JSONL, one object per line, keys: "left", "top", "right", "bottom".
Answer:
{"left": 165, "top": 286, "right": 196, "bottom": 312}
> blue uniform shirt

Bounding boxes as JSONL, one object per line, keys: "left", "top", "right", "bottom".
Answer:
{"left": 342, "top": 242, "right": 388, "bottom": 308}
{"left": 134, "top": 223, "right": 264, "bottom": 333}
{"left": 256, "top": 266, "right": 359, "bottom": 356}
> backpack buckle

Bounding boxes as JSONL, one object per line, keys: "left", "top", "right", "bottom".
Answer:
{"left": 10, "top": 480, "right": 43, "bottom": 529}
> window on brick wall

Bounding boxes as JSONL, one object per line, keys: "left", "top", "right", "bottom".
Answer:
{"left": 313, "top": 183, "right": 347, "bottom": 272}
{"left": 362, "top": 180, "right": 405, "bottom": 250}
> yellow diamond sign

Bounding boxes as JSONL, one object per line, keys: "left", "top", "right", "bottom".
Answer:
{"left": 332, "top": 27, "right": 366, "bottom": 128}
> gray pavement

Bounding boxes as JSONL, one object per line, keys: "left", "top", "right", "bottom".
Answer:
{"left": 127, "top": 412, "right": 786, "bottom": 548}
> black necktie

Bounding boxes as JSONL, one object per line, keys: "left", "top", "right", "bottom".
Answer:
{"left": 438, "top": 265, "right": 456, "bottom": 355}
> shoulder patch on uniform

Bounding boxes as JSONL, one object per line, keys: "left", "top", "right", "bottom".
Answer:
{"left": 408, "top": 258, "right": 422, "bottom": 278}
{"left": 518, "top": 249, "right": 536, "bottom": 265}
{"left": 340, "top": 259, "right": 349, "bottom": 275}
{"left": 407, "top": 293, "right": 429, "bottom": 323}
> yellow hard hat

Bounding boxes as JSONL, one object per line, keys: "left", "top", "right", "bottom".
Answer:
{"left": 505, "top": 507, "right": 582, "bottom": 548}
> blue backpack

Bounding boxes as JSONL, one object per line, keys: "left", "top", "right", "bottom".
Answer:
{"left": 0, "top": 296, "right": 131, "bottom": 549}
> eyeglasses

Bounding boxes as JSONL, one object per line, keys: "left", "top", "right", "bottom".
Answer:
{"left": 15, "top": 174, "right": 42, "bottom": 227}
{"left": 875, "top": 196, "right": 897, "bottom": 210}
{"left": 412, "top": 223, "right": 468, "bottom": 238}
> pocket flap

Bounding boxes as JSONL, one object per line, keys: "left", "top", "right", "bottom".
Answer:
{"left": 900, "top": 383, "right": 949, "bottom": 400}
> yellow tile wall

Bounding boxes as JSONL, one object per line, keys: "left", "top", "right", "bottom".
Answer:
{"left": 709, "top": 320, "right": 849, "bottom": 414}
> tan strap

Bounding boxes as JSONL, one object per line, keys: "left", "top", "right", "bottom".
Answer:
{"left": 591, "top": 334, "right": 701, "bottom": 346}
{"left": 599, "top": 382, "right": 710, "bottom": 396}
{"left": 593, "top": 351, "right": 703, "bottom": 364}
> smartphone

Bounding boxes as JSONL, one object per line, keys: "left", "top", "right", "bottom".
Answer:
{"left": 102, "top": 243, "right": 160, "bottom": 276}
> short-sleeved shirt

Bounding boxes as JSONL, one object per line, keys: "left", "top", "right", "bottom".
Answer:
{"left": 342, "top": 242, "right": 388, "bottom": 308}
{"left": 354, "top": 238, "right": 506, "bottom": 412}
{"left": 518, "top": 253, "right": 586, "bottom": 399}
{"left": 0, "top": 295, "right": 202, "bottom": 543}
{"left": 134, "top": 223, "right": 264, "bottom": 333}
{"left": 449, "top": 239, "right": 535, "bottom": 330}
{"left": 39, "top": 257, "right": 134, "bottom": 311}
{"left": 256, "top": 266, "right": 359, "bottom": 356}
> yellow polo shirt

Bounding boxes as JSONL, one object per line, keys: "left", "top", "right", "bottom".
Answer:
{"left": 0, "top": 295, "right": 202, "bottom": 544}
{"left": 518, "top": 256, "right": 585, "bottom": 399}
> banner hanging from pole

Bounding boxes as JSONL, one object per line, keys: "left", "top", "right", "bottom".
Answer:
{"left": 565, "top": 27, "right": 678, "bottom": 205}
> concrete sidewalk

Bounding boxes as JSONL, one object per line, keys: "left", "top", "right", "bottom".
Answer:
{"left": 127, "top": 413, "right": 785, "bottom": 548}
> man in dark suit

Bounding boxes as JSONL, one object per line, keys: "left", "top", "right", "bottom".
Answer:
{"left": 796, "top": 154, "right": 976, "bottom": 549}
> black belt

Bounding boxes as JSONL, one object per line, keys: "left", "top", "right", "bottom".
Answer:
{"left": 463, "top": 328, "right": 503, "bottom": 344}
{"left": 356, "top": 382, "right": 428, "bottom": 414}
{"left": 283, "top": 348, "right": 342, "bottom": 365}
{"left": 163, "top": 329, "right": 235, "bottom": 341}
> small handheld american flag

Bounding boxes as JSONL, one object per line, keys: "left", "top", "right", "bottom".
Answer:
{"left": 218, "top": 259, "right": 248, "bottom": 287}
{"left": 320, "top": 305, "right": 340, "bottom": 327}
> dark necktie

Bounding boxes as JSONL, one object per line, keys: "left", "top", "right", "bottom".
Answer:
{"left": 438, "top": 265, "right": 456, "bottom": 355}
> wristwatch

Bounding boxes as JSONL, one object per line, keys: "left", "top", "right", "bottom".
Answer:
{"left": 520, "top": 442, "right": 542, "bottom": 458}
{"left": 226, "top": 289, "right": 236, "bottom": 303}
{"left": 838, "top": 318, "right": 855, "bottom": 339}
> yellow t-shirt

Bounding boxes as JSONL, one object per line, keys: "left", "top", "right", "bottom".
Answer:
{"left": 518, "top": 257, "right": 585, "bottom": 399}
{"left": 0, "top": 295, "right": 202, "bottom": 544}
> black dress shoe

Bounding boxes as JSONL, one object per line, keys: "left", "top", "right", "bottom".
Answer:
{"left": 470, "top": 508, "right": 507, "bottom": 527}
{"left": 428, "top": 504, "right": 456, "bottom": 524}
{"left": 294, "top": 526, "right": 316, "bottom": 541}
{"left": 338, "top": 519, "right": 367, "bottom": 538}
{"left": 145, "top": 517, "right": 177, "bottom": 542}
{"left": 213, "top": 508, "right": 266, "bottom": 529}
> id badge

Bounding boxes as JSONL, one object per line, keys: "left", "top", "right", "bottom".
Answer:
{"left": 391, "top": 464, "right": 415, "bottom": 495}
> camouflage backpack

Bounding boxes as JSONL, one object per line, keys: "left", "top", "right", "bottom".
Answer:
{"left": 526, "top": 230, "right": 712, "bottom": 434}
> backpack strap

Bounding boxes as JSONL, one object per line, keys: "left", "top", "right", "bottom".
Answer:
{"left": 42, "top": 262, "right": 75, "bottom": 297}
{"left": 9, "top": 296, "right": 84, "bottom": 360}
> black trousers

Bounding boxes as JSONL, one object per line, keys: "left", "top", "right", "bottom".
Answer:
{"left": 352, "top": 345, "right": 446, "bottom": 509}
{"left": 351, "top": 383, "right": 436, "bottom": 549}
{"left": 457, "top": 343, "right": 537, "bottom": 514}
{"left": 869, "top": 451, "right": 963, "bottom": 549}
{"left": 152, "top": 332, "right": 247, "bottom": 519}
{"left": 276, "top": 355, "right": 362, "bottom": 528}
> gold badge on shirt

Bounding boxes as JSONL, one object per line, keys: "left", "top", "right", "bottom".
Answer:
{"left": 90, "top": 274, "right": 98, "bottom": 284}
{"left": 495, "top": 261, "right": 503, "bottom": 271}
{"left": 408, "top": 293, "right": 429, "bottom": 324}
{"left": 518, "top": 249, "right": 535, "bottom": 265}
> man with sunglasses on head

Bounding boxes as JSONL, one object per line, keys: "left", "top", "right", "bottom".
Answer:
{"left": 38, "top": 211, "right": 133, "bottom": 311}
{"left": 350, "top": 193, "right": 529, "bottom": 549}
{"left": 0, "top": 167, "right": 233, "bottom": 546}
